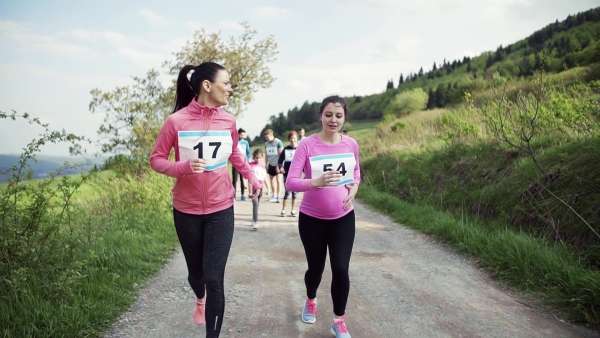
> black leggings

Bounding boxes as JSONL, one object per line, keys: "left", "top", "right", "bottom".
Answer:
{"left": 282, "top": 174, "right": 296, "bottom": 200}
{"left": 298, "top": 211, "right": 355, "bottom": 316}
{"left": 173, "top": 206, "right": 234, "bottom": 338}
{"left": 232, "top": 167, "right": 245, "bottom": 195}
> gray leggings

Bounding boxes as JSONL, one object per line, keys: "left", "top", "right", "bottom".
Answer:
{"left": 252, "top": 195, "right": 262, "bottom": 222}
{"left": 173, "top": 206, "right": 234, "bottom": 338}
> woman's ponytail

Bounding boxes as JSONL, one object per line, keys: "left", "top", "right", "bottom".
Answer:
{"left": 172, "top": 62, "right": 226, "bottom": 113}
{"left": 173, "top": 65, "right": 196, "bottom": 113}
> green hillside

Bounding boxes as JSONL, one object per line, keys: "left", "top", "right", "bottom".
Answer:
{"left": 0, "top": 154, "right": 103, "bottom": 182}
{"left": 255, "top": 6, "right": 600, "bottom": 143}
{"left": 253, "top": 6, "right": 600, "bottom": 327}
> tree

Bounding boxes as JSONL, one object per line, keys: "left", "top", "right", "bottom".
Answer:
{"left": 89, "top": 22, "right": 278, "bottom": 161}
{"left": 426, "top": 87, "right": 435, "bottom": 110}
{"left": 485, "top": 54, "right": 494, "bottom": 69}
{"left": 399, "top": 73, "right": 404, "bottom": 85}
{"left": 385, "top": 88, "right": 428, "bottom": 117}
{"left": 164, "top": 22, "right": 278, "bottom": 117}
{"left": 386, "top": 79, "right": 394, "bottom": 90}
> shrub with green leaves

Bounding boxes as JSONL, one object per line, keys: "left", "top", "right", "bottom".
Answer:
{"left": 0, "top": 112, "right": 178, "bottom": 337}
{"left": 384, "top": 88, "right": 429, "bottom": 117}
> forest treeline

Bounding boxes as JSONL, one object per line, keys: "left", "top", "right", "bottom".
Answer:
{"left": 255, "top": 7, "right": 600, "bottom": 145}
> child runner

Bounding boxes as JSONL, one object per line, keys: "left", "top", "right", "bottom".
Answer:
{"left": 249, "top": 149, "right": 267, "bottom": 230}
{"left": 277, "top": 130, "right": 299, "bottom": 217}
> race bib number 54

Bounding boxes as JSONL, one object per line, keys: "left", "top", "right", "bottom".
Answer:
{"left": 178, "top": 131, "right": 233, "bottom": 171}
{"left": 309, "top": 153, "right": 356, "bottom": 186}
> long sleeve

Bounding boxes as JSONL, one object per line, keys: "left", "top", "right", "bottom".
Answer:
{"left": 277, "top": 147, "right": 286, "bottom": 168}
{"left": 150, "top": 117, "right": 194, "bottom": 177}
{"left": 353, "top": 142, "right": 362, "bottom": 185}
{"left": 230, "top": 128, "right": 263, "bottom": 190}
{"left": 285, "top": 142, "right": 313, "bottom": 192}
{"left": 245, "top": 141, "right": 251, "bottom": 159}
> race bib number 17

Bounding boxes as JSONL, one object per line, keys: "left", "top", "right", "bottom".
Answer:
{"left": 309, "top": 153, "right": 356, "bottom": 187}
{"left": 178, "top": 131, "right": 233, "bottom": 171}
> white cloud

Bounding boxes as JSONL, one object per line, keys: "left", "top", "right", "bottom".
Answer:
{"left": 59, "top": 29, "right": 96, "bottom": 41}
{"left": 138, "top": 8, "right": 170, "bottom": 25}
{"left": 100, "top": 30, "right": 153, "bottom": 47}
{"left": 289, "top": 80, "right": 311, "bottom": 92}
{"left": 394, "top": 38, "right": 423, "bottom": 55}
{"left": 117, "top": 47, "right": 167, "bottom": 69}
{"left": 187, "top": 21, "right": 204, "bottom": 31}
{"left": 0, "top": 62, "right": 131, "bottom": 89}
{"left": 219, "top": 21, "right": 245, "bottom": 31}
{"left": 254, "top": 6, "right": 289, "bottom": 17}
{"left": 0, "top": 21, "right": 100, "bottom": 60}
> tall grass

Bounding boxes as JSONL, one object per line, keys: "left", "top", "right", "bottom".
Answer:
{"left": 358, "top": 185, "right": 600, "bottom": 325}
{"left": 1, "top": 172, "right": 178, "bottom": 337}
{"left": 1, "top": 111, "right": 179, "bottom": 337}
{"left": 356, "top": 73, "right": 600, "bottom": 327}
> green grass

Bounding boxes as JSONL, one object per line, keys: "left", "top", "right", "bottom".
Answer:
{"left": 358, "top": 185, "right": 600, "bottom": 327}
{"left": 1, "top": 170, "right": 179, "bottom": 337}
{"left": 351, "top": 75, "right": 600, "bottom": 328}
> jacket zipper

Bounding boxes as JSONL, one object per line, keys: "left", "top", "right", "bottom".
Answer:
{"left": 202, "top": 110, "right": 210, "bottom": 214}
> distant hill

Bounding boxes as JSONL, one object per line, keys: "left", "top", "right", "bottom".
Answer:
{"left": 0, "top": 154, "right": 104, "bottom": 182}
{"left": 256, "top": 6, "right": 600, "bottom": 143}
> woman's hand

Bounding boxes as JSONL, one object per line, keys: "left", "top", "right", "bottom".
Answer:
{"left": 311, "top": 170, "right": 342, "bottom": 188}
{"left": 248, "top": 188, "right": 262, "bottom": 200}
{"left": 279, "top": 167, "right": 286, "bottom": 174}
{"left": 190, "top": 158, "right": 207, "bottom": 173}
{"left": 248, "top": 183, "right": 263, "bottom": 200}
{"left": 343, "top": 183, "right": 358, "bottom": 210}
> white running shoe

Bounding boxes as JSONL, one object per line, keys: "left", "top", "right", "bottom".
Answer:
{"left": 281, "top": 209, "right": 286, "bottom": 217}
{"left": 252, "top": 221, "right": 259, "bottom": 230}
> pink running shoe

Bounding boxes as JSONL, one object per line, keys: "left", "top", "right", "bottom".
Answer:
{"left": 301, "top": 298, "right": 318, "bottom": 323}
{"left": 193, "top": 299, "right": 206, "bottom": 326}
{"left": 331, "top": 316, "right": 351, "bottom": 338}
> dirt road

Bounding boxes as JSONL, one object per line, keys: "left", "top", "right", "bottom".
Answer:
{"left": 104, "top": 193, "right": 599, "bottom": 338}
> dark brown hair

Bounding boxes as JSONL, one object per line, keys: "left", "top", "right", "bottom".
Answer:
{"left": 173, "top": 62, "right": 226, "bottom": 113}
{"left": 319, "top": 95, "right": 349, "bottom": 120}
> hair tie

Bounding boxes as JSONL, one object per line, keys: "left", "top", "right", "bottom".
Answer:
{"left": 187, "top": 69, "right": 195, "bottom": 92}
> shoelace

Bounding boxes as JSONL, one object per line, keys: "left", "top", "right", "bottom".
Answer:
{"left": 305, "top": 301, "right": 317, "bottom": 315}
{"left": 196, "top": 301, "right": 205, "bottom": 309}
{"left": 333, "top": 319, "right": 348, "bottom": 333}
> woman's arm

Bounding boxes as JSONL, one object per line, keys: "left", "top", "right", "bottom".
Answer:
{"left": 149, "top": 118, "right": 194, "bottom": 177}
{"left": 285, "top": 142, "right": 311, "bottom": 192}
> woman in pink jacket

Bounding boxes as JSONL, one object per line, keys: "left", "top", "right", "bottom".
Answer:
{"left": 150, "top": 61, "right": 262, "bottom": 338}
{"left": 286, "top": 95, "right": 360, "bottom": 338}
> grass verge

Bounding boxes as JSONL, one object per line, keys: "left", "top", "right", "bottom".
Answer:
{"left": 358, "top": 185, "right": 600, "bottom": 328}
{"left": 1, "top": 172, "right": 179, "bottom": 337}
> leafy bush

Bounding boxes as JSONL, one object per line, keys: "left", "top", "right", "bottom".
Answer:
{"left": 0, "top": 112, "right": 178, "bottom": 337}
{"left": 384, "top": 88, "right": 429, "bottom": 117}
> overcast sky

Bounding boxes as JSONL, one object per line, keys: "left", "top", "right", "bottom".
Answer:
{"left": 0, "top": 0, "right": 597, "bottom": 156}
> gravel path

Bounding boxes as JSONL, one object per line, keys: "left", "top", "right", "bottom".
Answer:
{"left": 103, "top": 193, "right": 599, "bottom": 338}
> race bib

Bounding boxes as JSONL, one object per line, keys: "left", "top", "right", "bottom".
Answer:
{"left": 178, "top": 130, "right": 233, "bottom": 171}
{"left": 252, "top": 166, "right": 267, "bottom": 182}
{"left": 284, "top": 149, "right": 296, "bottom": 162}
{"left": 266, "top": 145, "right": 277, "bottom": 156}
{"left": 309, "top": 153, "right": 356, "bottom": 187}
{"left": 237, "top": 143, "right": 246, "bottom": 155}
